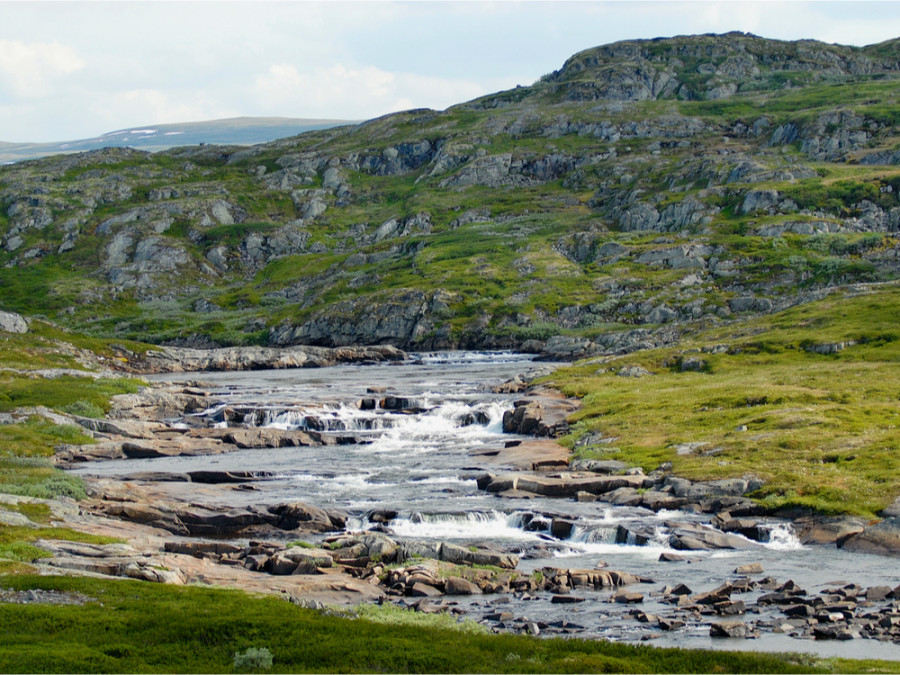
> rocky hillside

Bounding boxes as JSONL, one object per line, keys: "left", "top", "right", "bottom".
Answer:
{"left": 1, "top": 33, "right": 899, "bottom": 353}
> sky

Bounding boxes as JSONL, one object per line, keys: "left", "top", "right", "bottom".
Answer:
{"left": 1, "top": 1, "right": 900, "bottom": 143}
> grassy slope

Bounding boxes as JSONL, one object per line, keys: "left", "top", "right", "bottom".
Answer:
{"left": 0, "top": 325, "right": 143, "bottom": 566}
{"left": 0, "top": 76, "right": 899, "bottom": 346}
{"left": 546, "top": 283, "right": 900, "bottom": 517}
{"left": 2, "top": 574, "right": 893, "bottom": 674}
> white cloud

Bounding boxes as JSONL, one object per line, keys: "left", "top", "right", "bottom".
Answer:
{"left": 0, "top": 39, "right": 84, "bottom": 99}
{"left": 87, "top": 89, "right": 237, "bottom": 131}
{"left": 253, "top": 62, "right": 504, "bottom": 119}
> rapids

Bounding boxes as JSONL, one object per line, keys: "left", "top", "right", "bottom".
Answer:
{"left": 74, "top": 351, "right": 900, "bottom": 660}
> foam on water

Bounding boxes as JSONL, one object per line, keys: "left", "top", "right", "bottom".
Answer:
{"left": 386, "top": 510, "right": 544, "bottom": 542}
{"left": 761, "top": 522, "right": 803, "bottom": 550}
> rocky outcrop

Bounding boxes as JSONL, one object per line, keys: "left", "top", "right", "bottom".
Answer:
{"left": 501, "top": 389, "right": 581, "bottom": 437}
{"left": 841, "top": 517, "right": 900, "bottom": 556}
{"left": 540, "top": 33, "right": 900, "bottom": 104}
{"left": 128, "top": 344, "right": 407, "bottom": 373}
{"left": 269, "top": 291, "right": 452, "bottom": 350}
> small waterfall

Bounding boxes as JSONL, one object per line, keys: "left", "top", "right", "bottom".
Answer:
{"left": 384, "top": 510, "right": 543, "bottom": 541}
{"left": 762, "top": 521, "right": 803, "bottom": 550}
{"left": 264, "top": 409, "right": 307, "bottom": 429}
{"left": 569, "top": 523, "right": 619, "bottom": 545}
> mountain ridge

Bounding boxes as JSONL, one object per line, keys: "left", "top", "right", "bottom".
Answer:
{"left": 0, "top": 32, "right": 898, "bottom": 356}
{"left": 0, "top": 116, "right": 357, "bottom": 164}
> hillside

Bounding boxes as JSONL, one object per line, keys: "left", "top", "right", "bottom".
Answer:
{"left": 0, "top": 32, "right": 899, "bottom": 356}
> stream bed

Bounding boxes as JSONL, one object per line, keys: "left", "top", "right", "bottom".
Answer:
{"left": 74, "top": 351, "right": 900, "bottom": 660}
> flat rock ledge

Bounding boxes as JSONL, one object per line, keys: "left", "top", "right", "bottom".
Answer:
{"left": 122, "top": 344, "right": 407, "bottom": 374}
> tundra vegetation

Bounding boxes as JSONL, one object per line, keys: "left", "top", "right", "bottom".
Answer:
{"left": 2, "top": 33, "right": 900, "bottom": 672}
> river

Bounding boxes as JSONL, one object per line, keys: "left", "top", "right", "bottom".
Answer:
{"left": 74, "top": 351, "right": 900, "bottom": 660}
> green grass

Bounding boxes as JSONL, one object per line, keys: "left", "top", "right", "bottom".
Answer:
{"left": 0, "top": 417, "right": 94, "bottom": 457}
{"left": 0, "top": 574, "right": 882, "bottom": 674}
{"left": 546, "top": 284, "right": 900, "bottom": 517}
{"left": 0, "top": 374, "right": 141, "bottom": 414}
{"left": 0, "top": 457, "right": 87, "bottom": 501}
{"left": 0, "top": 527, "right": 120, "bottom": 564}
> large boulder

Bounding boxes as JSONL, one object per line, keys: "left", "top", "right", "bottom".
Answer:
{"left": 792, "top": 515, "right": 866, "bottom": 546}
{"left": 267, "top": 547, "right": 334, "bottom": 575}
{"left": 0, "top": 310, "right": 27, "bottom": 333}
{"left": 841, "top": 518, "right": 900, "bottom": 556}
{"left": 445, "top": 576, "right": 483, "bottom": 595}
{"left": 710, "top": 621, "right": 753, "bottom": 638}
{"left": 269, "top": 502, "right": 347, "bottom": 532}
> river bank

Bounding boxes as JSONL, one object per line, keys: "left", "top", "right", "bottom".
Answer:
{"left": 8, "top": 351, "right": 900, "bottom": 658}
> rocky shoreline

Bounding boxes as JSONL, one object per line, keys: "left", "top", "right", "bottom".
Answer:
{"left": 6, "top": 363, "right": 900, "bottom": 648}
{"left": 115, "top": 343, "right": 408, "bottom": 374}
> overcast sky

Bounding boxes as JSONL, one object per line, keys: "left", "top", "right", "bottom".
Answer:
{"left": 1, "top": 1, "right": 900, "bottom": 143}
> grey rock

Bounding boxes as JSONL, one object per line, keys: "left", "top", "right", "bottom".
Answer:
{"left": 617, "top": 365, "right": 651, "bottom": 378}
{"left": 841, "top": 517, "right": 900, "bottom": 556}
{"left": 569, "top": 459, "right": 626, "bottom": 474}
{"left": 0, "top": 310, "right": 27, "bottom": 333}
{"left": 741, "top": 189, "right": 781, "bottom": 214}
{"left": 710, "top": 621, "right": 752, "bottom": 638}
{"left": 882, "top": 496, "right": 900, "bottom": 518}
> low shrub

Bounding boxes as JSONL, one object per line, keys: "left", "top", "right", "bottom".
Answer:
{"left": 233, "top": 647, "right": 273, "bottom": 672}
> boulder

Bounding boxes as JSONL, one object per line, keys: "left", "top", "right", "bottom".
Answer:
{"left": 881, "top": 496, "right": 900, "bottom": 518}
{"left": 223, "top": 428, "right": 315, "bottom": 448}
{"left": 121, "top": 561, "right": 185, "bottom": 585}
{"left": 616, "top": 523, "right": 660, "bottom": 547}
{"left": 176, "top": 506, "right": 273, "bottom": 536}
{"left": 551, "top": 594, "right": 586, "bottom": 604}
{"left": 601, "top": 487, "right": 644, "bottom": 506}
{"left": 501, "top": 394, "right": 580, "bottom": 437}
{"left": 710, "top": 621, "right": 753, "bottom": 638}
{"left": 668, "top": 522, "right": 759, "bottom": 550}
{"left": 409, "top": 582, "right": 442, "bottom": 598}
{"left": 569, "top": 459, "right": 626, "bottom": 474}
{"left": 280, "top": 547, "right": 334, "bottom": 574}
{"left": 841, "top": 517, "right": 900, "bottom": 556}
{"left": 865, "top": 585, "right": 893, "bottom": 602}
{"left": 269, "top": 502, "right": 347, "bottom": 531}
{"left": 445, "top": 576, "right": 483, "bottom": 595}
{"left": 0, "top": 309, "right": 27, "bottom": 333}
{"left": 793, "top": 515, "right": 866, "bottom": 546}
{"left": 611, "top": 590, "right": 644, "bottom": 604}
{"left": 513, "top": 473, "right": 652, "bottom": 498}
{"left": 327, "top": 533, "right": 400, "bottom": 565}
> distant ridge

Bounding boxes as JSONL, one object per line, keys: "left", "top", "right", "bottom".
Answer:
{"left": 0, "top": 116, "right": 357, "bottom": 163}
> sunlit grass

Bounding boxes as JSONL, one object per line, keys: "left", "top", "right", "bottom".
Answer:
{"left": 547, "top": 285, "right": 900, "bottom": 517}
